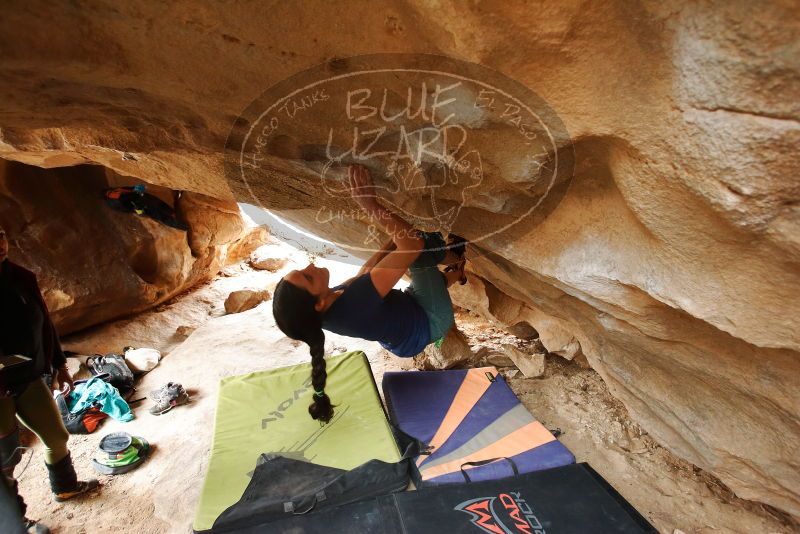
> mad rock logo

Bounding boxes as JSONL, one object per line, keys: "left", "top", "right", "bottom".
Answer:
{"left": 226, "top": 54, "right": 574, "bottom": 261}
{"left": 455, "top": 492, "right": 546, "bottom": 534}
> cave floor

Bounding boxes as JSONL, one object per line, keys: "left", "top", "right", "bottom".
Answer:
{"left": 15, "top": 247, "right": 795, "bottom": 534}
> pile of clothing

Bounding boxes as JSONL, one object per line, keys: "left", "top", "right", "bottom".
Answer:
{"left": 55, "top": 353, "right": 138, "bottom": 434}
{"left": 56, "top": 348, "right": 171, "bottom": 433}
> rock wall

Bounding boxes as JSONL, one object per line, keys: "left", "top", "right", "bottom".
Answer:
{"left": 0, "top": 159, "right": 262, "bottom": 334}
{"left": 0, "top": 0, "right": 798, "bottom": 518}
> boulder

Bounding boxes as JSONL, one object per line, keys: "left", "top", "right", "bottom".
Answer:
{"left": 502, "top": 344, "right": 546, "bottom": 378}
{"left": 226, "top": 226, "right": 270, "bottom": 266}
{"left": 0, "top": 160, "right": 266, "bottom": 334}
{"left": 549, "top": 338, "right": 582, "bottom": 361}
{"left": 175, "top": 325, "right": 197, "bottom": 340}
{"left": 505, "top": 321, "right": 539, "bottom": 340}
{"left": 176, "top": 192, "right": 244, "bottom": 256}
{"left": 0, "top": 161, "right": 212, "bottom": 334}
{"left": 224, "top": 289, "right": 271, "bottom": 315}
{"left": 0, "top": 0, "right": 798, "bottom": 518}
{"left": 415, "top": 327, "right": 473, "bottom": 370}
{"left": 482, "top": 349, "right": 515, "bottom": 368}
{"left": 249, "top": 255, "right": 288, "bottom": 272}
{"left": 248, "top": 244, "right": 291, "bottom": 272}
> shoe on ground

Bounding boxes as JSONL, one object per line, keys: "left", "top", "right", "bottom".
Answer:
{"left": 54, "top": 479, "right": 100, "bottom": 502}
{"left": 149, "top": 383, "right": 189, "bottom": 415}
{"left": 149, "top": 381, "right": 179, "bottom": 400}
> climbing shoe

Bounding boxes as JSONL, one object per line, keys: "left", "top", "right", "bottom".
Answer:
{"left": 92, "top": 432, "right": 150, "bottom": 475}
{"left": 149, "top": 382, "right": 189, "bottom": 415}
{"left": 53, "top": 480, "right": 100, "bottom": 502}
{"left": 444, "top": 261, "right": 468, "bottom": 285}
{"left": 46, "top": 452, "right": 100, "bottom": 502}
{"left": 444, "top": 234, "right": 468, "bottom": 285}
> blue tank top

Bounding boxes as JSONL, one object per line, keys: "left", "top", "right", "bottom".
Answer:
{"left": 321, "top": 273, "right": 431, "bottom": 357}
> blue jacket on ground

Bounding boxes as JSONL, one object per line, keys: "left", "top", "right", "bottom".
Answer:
{"left": 67, "top": 376, "right": 133, "bottom": 422}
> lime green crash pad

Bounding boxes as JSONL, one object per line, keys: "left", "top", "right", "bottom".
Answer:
{"left": 193, "top": 351, "right": 400, "bottom": 532}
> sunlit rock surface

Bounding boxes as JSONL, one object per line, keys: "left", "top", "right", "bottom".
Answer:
{"left": 0, "top": 160, "right": 264, "bottom": 333}
{"left": 0, "top": 0, "right": 798, "bottom": 518}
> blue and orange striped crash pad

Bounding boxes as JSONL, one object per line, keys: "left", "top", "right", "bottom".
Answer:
{"left": 382, "top": 367, "right": 575, "bottom": 485}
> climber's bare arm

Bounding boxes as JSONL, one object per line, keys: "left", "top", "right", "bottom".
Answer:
{"left": 339, "top": 239, "right": 397, "bottom": 287}
{"left": 357, "top": 239, "right": 396, "bottom": 276}
{"left": 348, "top": 165, "right": 423, "bottom": 297}
{"left": 349, "top": 165, "right": 421, "bottom": 250}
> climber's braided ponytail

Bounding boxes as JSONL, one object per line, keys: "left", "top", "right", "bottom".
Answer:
{"left": 272, "top": 278, "right": 334, "bottom": 423}
{"left": 308, "top": 334, "right": 333, "bottom": 422}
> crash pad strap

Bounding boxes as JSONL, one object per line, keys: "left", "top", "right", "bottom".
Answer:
{"left": 419, "top": 420, "right": 555, "bottom": 480}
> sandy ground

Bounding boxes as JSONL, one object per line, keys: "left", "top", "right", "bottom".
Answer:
{"left": 15, "top": 243, "right": 797, "bottom": 534}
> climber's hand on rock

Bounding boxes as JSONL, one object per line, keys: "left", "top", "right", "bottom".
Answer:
{"left": 349, "top": 164, "right": 379, "bottom": 210}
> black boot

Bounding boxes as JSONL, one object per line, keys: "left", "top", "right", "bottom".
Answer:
{"left": 45, "top": 453, "right": 98, "bottom": 501}
{"left": 444, "top": 234, "right": 468, "bottom": 284}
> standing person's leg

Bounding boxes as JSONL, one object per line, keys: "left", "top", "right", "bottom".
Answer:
{"left": 0, "top": 396, "right": 26, "bottom": 517}
{"left": 14, "top": 380, "right": 68, "bottom": 466}
{"left": 14, "top": 379, "right": 97, "bottom": 500}
{"left": 404, "top": 232, "right": 456, "bottom": 343}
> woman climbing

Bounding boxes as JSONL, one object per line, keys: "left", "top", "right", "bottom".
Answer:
{"left": 273, "top": 164, "right": 468, "bottom": 423}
